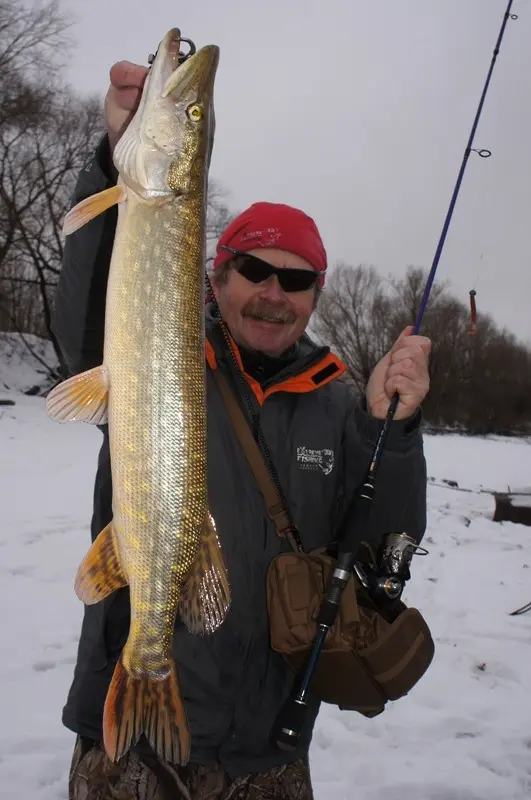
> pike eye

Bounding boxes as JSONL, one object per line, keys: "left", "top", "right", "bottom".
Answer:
{"left": 187, "top": 104, "right": 203, "bottom": 122}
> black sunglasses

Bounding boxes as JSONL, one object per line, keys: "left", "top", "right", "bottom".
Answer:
{"left": 219, "top": 246, "right": 320, "bottom": 293}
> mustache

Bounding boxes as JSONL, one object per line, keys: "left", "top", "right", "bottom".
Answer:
{"left": 241, "top": 299, "right": 297, "bottom": 325}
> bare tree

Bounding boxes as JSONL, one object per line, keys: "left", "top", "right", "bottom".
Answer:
{"left": 384, "top": 266, "right": 471, "bottom": 425}
{"left": 0, "top": 0, "right": 239, "bottom": 390}
{"left": 206, "top": 178, "right": 238, "bottom": 261}
{"left": 0, "top": 93, "right": 104, "bottom": 350}
{"left": 383, "top": 266, "right": 450, "bottom": 339}
{"left": 313, "top": 262, "right": 531, "bottom": 434}
{"left": 0, "top": 0, "right": 72, "bottom": 130}
{"left": 0, "top": 0, "right": 77, "bottom": 353}
{"left": 311, "top": 263, "right": 393, "bottom": 394}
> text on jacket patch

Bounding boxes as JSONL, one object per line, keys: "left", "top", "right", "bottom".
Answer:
{"left": 296, "top": 446, "right": 335, "bottom": 476}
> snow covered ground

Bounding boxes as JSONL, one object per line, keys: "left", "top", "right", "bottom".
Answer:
{"left": 0, "top": 332, "right": 57, "bottom": 395}
{"left": 2, "top": 381, "right": 531, "bottom": 799}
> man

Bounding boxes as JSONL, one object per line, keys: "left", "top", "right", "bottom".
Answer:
{"left": 53, "top": 59, "right": 431, "bottom": 800}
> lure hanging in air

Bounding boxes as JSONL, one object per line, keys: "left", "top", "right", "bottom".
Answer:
{"left": 467, "top": 289, "right": 478, "bottom": 335}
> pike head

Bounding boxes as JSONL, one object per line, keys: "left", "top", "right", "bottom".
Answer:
{"left": 113, "top": 28, "right": 219, "bottom": 202}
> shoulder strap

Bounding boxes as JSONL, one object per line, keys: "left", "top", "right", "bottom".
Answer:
{"left": 212, "top": 368, "right": 301, "bottom": 553}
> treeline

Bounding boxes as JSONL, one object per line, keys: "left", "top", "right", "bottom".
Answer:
{"left": 0, "top": 0, "right": 234, "bottom": 375}
{"left": 0, "top": 0, "right": 98, "bottom": 372}
{"left": 311, "top": 263, "right": 531, "bottom": 435}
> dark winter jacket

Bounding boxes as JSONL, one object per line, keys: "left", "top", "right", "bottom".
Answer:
{"left": 51, "top": 135, "right": 428, "bottom": 779}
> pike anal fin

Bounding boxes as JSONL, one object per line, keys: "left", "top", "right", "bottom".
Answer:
{"left": 178, "top": 511, "right": 231, "bottom": 635}
{"left": 103, "top": 657, "right": 191, "bottom": 765}
{"left": 75, "top": 522, "right": 128, "bottom": 604}
{"left": 63, "top": 184, "right": 126, "bottom": 236}
{"left": 46, "top": 365, "right": 109, "bottom": 425}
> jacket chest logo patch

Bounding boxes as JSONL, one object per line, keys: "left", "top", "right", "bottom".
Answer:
{"left": 296, "top": 446, "right": 335, "bottom": 476}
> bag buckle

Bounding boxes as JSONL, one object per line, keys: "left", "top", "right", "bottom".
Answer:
{"left": 269, "top": 502, "right": 303, "bottom": 551}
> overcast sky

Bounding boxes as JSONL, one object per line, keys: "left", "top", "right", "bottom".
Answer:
{"left": 61, "top": 0, "right": 530, "bottom": 345}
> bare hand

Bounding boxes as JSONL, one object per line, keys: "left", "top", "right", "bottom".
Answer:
{"left": 105, "top": 61, "right": 148, "bottom": 152}
{"left": 366, "top": 326, "right": 431, "bottom": 421}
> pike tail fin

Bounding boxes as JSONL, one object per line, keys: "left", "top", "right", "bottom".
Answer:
{"left": 103, "top": 656, "right": 191, "bottom": 765}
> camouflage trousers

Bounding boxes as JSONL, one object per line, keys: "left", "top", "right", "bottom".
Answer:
{"left": 68, "top": 737, "right": 314, "bottom": 800}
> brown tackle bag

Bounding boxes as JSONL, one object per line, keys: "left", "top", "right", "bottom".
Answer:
{"left": 214, "top": 369, "right": 435, "bottom": 717}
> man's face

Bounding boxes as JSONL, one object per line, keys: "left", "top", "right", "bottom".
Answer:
{"left": 212, "top": 247, "right": 319, "bottom": 357}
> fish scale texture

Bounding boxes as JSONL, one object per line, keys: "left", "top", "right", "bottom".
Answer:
{"left": 104, "top": 192, "right": 208, "bottom": 672}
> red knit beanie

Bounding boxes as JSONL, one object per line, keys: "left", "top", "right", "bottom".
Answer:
{"left": 212, "top": 201, "right": 327, "bottom": 287}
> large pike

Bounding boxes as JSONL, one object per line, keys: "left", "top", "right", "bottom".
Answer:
{"left": 45, "top": 29, "right": 230, "bottom": 765}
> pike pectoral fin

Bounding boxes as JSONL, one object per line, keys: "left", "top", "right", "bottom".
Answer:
{"left": 179, "top": 512, "right": 231, "bottom": 635}
{"left": 103, "top": 656, "right": 191, "bottom": 765}
{"left": 45, "top": 365, "right": 109, "bottom": 425}
{"left": 63, "top": 184, "right": 126, "bottom": 236}
{"left": 74, "top": 522, "right": 127, "bottom": 604}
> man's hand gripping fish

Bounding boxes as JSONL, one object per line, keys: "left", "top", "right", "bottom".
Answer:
{"left": 45, "top": 29, "right": 230, "bottom": 766}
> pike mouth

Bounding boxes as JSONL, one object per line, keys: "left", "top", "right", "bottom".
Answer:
{"left": 163, "top": 43, "right": 220, "bottom": 101}
{"left": 167, "top": 32, "right": 181, "bottom": 60}
{"left": 145, "top": 28, "right": 182, "bottom": 100}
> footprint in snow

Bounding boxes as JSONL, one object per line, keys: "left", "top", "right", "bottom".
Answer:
{"left": 37, "top": 768, "right": 63, "bottom": 789}
{"left": 6, "top": 565, "right": 34, "bottom": 577}
{"left": 367, "top": 784, "right": 485, "bottom": 800}
{"left": 5, "top": 737, "right": 64, "bottom": 755}
{"left": 32, "top": 660, "right": 56, "bottom": 672}
{"left": 505, "top": 751, "right": 531, "bottom": 778}
{"left": 33, "top": 654, "right": 77, "bottom": 672}
{"left": 501, "top": 542, "right": 524, "bottom": 551}
{"left": 474, "top": 757, "right": 512, "bottom": 779}
{"left": 24, "top": 520, "right": 75, "bottom": 545}
{"left": 23, "top": 532, "right": 45, "bottom": 545}
{"left": 312, "top": 728, "right": 333, "bottom": 750}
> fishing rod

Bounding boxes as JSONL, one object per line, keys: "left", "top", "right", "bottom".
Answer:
{"left": 272, "top": 0, "right": 520, "bottom": 751}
